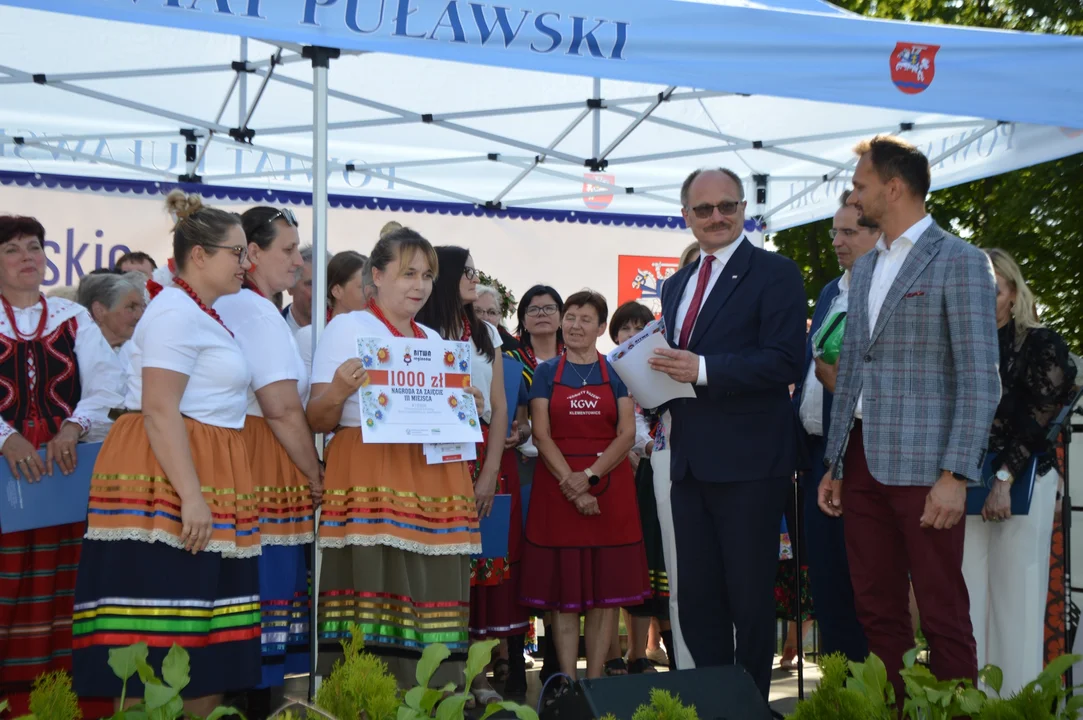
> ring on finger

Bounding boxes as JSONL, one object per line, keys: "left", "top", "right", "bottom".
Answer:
{"left": 62, "top": 450, "right": 72, "bottom": 455}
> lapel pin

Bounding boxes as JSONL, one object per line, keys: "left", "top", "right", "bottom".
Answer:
{"left": 732, "top": 274, "right": 738, "bottom": 279}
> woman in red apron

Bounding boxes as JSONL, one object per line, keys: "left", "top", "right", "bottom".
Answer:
{"left": 520, "top": 290, "right": 650, "bottom": 695}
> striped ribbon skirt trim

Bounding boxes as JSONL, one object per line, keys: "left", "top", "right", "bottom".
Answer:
{"left": 316, "top": 544, "right": 470, "bottom": 678}
{"left": 72, "top": 539, "right": 261, "bottom": 699}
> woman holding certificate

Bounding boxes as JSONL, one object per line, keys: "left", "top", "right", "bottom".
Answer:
{"left": 521, "top": 290, "right": 650, "bottom": 698}
{"left": 72, "top": 192, "right": 262, "bottom": 713}
{"left": 307, "top": 228, "right": 481, "bottom": 689}
{"left": 214, "top": 206, "right": 323, "bottom": 694}
{"left": 417, "top": 246, "right": 527, "bottom": 706}
{"left": 0, "top": 215, "right": 125, "bottom": 717}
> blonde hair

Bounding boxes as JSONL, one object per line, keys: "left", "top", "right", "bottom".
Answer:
{"left": 379, "top": 221, "right": 404, "bottom": 239}
{"left": 985, "top": 248, "right": 1041, "bottom": 341}
{"left": 679, "top": 242, "right": 700, "bottom": 269}
{"left": 164, "top": 190, "right": 241, "bottom": 271}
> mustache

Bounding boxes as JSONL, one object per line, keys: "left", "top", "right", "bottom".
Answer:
{"left": 705, "top": 221, "right": 731, "bottom": 232}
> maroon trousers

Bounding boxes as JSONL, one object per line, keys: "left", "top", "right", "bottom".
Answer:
{"left": 842, "top": 422, "right": 977, "bottom": 704}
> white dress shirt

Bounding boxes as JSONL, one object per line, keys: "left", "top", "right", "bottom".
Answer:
{"left": 673, "top": 238, "right": 744, "bottom": 386}
{"left": 799, "top": 272, "right": 850, "bottom": 436}
{"left": 854, "top": 214, "right": 933, "bottom": 419}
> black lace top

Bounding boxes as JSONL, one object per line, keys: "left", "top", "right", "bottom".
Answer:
{"left": 988, "top": 322, "right": 1078, "bottom": 478}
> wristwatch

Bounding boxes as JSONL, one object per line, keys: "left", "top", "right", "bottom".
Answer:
{"left": 584, "top": 467, "right": 599, "bottom": 486}
{"left": 995, "top": 468, "right": 1014, "bottom": 486}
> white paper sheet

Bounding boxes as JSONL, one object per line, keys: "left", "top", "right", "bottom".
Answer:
{"left": 606, "top": 318, "right": 696, "bottom": 410}
{"left": 423, "top": 442, "right": 478, "bottom": 465}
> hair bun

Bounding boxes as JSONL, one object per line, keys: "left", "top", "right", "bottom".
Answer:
{"left": 379, "top": 221, "right": 403, "bottom": 239}
{"left": 165, "top": 189, "right": 204, "bottom": 222}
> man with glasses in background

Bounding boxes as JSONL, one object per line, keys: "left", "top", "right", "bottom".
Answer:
{"left": 790, "top": 190, "right": 880, "bottom": 666}
{"left": 649, "top": 168, "right": 807, "bottom": 700}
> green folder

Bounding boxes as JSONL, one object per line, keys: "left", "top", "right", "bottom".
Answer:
{"left": 812, "top": 311, "right": 847, "bottom": 365}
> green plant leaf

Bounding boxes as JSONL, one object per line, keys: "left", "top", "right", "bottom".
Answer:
{"left": 487, "top": 701, "right": 539, "bottom": 720}
{"left": 160, "top": 644, "right": 191, "bottom": 692}
{"left": 465, "top": 640, "right": 500, "bottom": 689}
{"left": 1039, "top": 654, "right": 1081, "bottom": 683}
{"left": 144, "top": 682, "right": 178, "bottom": 711}
{"left": 1065, "top": 694, "right": 1083, "bottom": 715}
{"left": 204, "top": 706, "right": 242, "bottom": 720}
{"left": 122, "top": 711, "right": 148, "bottom": 720}
{"left": 415, "top": 644, "right": 451, "bottom": 688}
{"left": 164, "top": 694, "right": 184, "bottom": 720}
{"left": 403, "top": 687, "right": 426, "bottom": 711}
{"left": 397, "top": 707, "right": 421, "bottom": 720}
{"left": 957, "top": 687, "right": 985, "bottom": 715}
{"left": 109, "top": 643, "right": 150, "bottom": 682}
{"left": 861, "top": 653, "right": 890, "bottom": 705}
{"left": 979, "top": 664, "right": 1005, "bottom": 696}
{"left": 433, "top": 694, "right": 469, "bottom": 720}
{"left": 422, "top": 685, "right": 456, "bottom": 714}
{"left": 902, "top": 646, "right": 920, "bottom": 669}
{"left": 136, "top": 659, "right": 158, "bottom": 685}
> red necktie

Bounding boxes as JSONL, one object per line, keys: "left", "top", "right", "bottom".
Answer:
{"left": 677, "top": 255, "right": 715, "bottom": 350}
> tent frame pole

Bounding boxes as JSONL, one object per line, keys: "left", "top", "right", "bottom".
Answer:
{"left": 303, "top": 43, "right": 339, "bottom": 702}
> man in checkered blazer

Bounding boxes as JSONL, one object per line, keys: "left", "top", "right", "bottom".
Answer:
{"left": 818, "top": 135, "right": 1000, "bottom": 704}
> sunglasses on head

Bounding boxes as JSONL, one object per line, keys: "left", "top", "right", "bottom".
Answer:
{"left": 268, "top": 208, "right": 299, "bottom": 227}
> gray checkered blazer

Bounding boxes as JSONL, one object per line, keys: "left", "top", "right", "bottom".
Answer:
{"left": 823, "top": 220, "right": 1000, "bottom": 486}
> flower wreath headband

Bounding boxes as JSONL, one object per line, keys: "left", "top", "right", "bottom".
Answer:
{"left": 477, "top": 270, "right": 517, "bottom": 320}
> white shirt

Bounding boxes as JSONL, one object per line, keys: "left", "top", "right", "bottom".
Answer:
{"left": 215, "top": 289, "right": 309, "bottom": 418}
{"left": 633, "top": 411, "right": 653, "bottom": 457}
{"left": 0, "top": 297, "right": 126, "bottom": 448}
{"left": 799, "top": 272, "right": 850, "bottom": 437}
{"left": 295, "top": 324, "right": 317, "bottom": 403}
{"left": 854, "top": 214, "right": 933, "bottom": 419}
{"left": 311, "top": 311, "right": 441, "bottom": 427}
{"left": 284, "top": 303, "right": 305, "bottom": 336}
{"left": 126, "top": 287, "right": 251, "bottom": 429}
{"left": 470, "top": 321, "right": 504, "bottom": 425}
{"left": 673, "top": 239, "right": 744, "bottom": 386}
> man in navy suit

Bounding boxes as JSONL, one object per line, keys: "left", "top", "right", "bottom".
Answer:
{"left": 650, "top": 168, "right": 807, "bottom": 699}
{"left": 791, "top": 190, "right": 879, "bottom": 663}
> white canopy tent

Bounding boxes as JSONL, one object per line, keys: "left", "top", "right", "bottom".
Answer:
{"left": 1, "top": 0, "right": 1082, "bottom": 234}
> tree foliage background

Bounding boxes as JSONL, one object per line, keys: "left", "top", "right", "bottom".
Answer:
{"left": 770, "top": 0, "right": 1083, "bottom": 350}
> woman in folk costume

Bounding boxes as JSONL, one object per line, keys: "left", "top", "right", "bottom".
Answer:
{"left": 0, "top": 216, "right": 125, "bottom": 717}
{"left": 520, "top": 290, "right": 650, "bottom": 699}
{"left": 214, "top": 206, "right": 323, "bottom": 694}
{"left": 72, "top": 191, "right": 261, "bottom": 714}
{"left": 307, "top": 227, "right": 481, "bottom": 689}
{"left": 416, "top": 246, "right": 527, "bottom": 706}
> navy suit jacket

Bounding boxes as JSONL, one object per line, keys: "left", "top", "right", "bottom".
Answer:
{"left": 791, "top": 277, "right": 842, "bottom": 458}
{"left": 660, "top": 238, "right": 807, "bottom": 484}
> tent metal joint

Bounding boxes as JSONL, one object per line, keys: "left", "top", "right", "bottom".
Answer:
{"left": 900, "top": 122, "right": 914, "bottom": 132}
{"left": 231, "top": 60, "right": 255, "bottom": 73}
{"left": 586, "top": 98, "right": 604, "bottom": 110}
{"left": 626, "top": 187, "right": 635, "bottom": 194}
{"left": 229, "top": 127, "right": 256, "bottom": 143}
{"left": 179, "top": 128, "right": 200, "bottom": 142}
{"left": 485, "top": 200, "right": 503, "bottom": 211}
{"left": 422, "top": 114, "right": 434, "bottom": 123}
{"left": 302, "top": 45, "right": 340, "bottom": 68}
{"left": 753, "top": 140, "right": 764, "bottom": 149}
{"left": 754, "top": 174, "right": 769, "bottom": 205}
{"left": 12, "top": 136, "right": 23, "bottom": 145}
{"left": 586, "top": 158, "right": 609, "bottom": 171}
{"left": 32, "top": 73, "right": 45, "bottom": 85}
{"left": 487, "top": 153, "right": 499, "bottom": 161}
{"left": 177, "top": 173, "right": 202, "bottom": 183}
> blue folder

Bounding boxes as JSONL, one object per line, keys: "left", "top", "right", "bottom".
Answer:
{"left": 0, "top": 442, "right": 101, "bottom": 534}
{"left": 473, "top": 493, "right": 511, "bottom": 559}
{"left": 965, "top": 452, "right": 1039, "bottom": 516}
{"left": 502, "top": 356, "right": 525, "bottom": 439}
